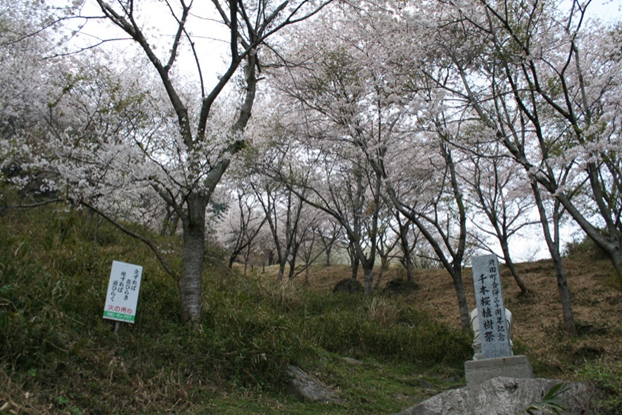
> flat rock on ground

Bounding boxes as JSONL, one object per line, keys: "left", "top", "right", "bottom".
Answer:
{"left": 286, "top": 364, "right": 340, "bottom": 404}
{"left": 395, "top": 377, "right": 594, "bottom": 415}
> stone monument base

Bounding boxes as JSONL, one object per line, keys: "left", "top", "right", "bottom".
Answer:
{"left": 464, "top": 355, "right": 533, "bottom": 386}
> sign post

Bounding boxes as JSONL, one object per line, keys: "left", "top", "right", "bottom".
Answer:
{"left": 103, "top": 260, "right": 143, "bottom": 325}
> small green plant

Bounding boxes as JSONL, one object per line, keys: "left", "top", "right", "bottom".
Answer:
{"left": 580, "top": 360, "right": 622, "bottom": 414}
{"left": 523, "top": 383, "right": 568, "bottom": 414}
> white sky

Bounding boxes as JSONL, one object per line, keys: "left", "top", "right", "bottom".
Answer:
{"left": 588, "top": 0, "right": 621, "bottom": 21}
{"left": 65, "top": 0, "right": 231, "bottom": 91}
{"left": 64, "top": 0, "right": 621, "bottom": 88}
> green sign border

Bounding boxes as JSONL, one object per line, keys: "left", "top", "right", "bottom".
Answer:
{"left": 103, "top": 311, "right": 135, "bottom": 323}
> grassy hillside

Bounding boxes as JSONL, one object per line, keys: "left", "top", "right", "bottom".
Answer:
{"left": 292, "top": 257, "right": 622, "bottom": 375}
{"left": 1, "top": 203, "right": 621, "bottom": 414}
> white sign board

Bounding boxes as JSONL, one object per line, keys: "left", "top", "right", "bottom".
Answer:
{"left": 103, "top": 260, "right": 143, "bottom": 323}
{"left": 472, "top": 254, "right": 512, "bottom": 358}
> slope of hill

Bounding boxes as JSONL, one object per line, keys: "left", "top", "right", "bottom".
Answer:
{"left": 293, "top": 259, "right": 622, "bottom": 379}
{"left": 1, "top": 204, "right": 621, "bottom": 414}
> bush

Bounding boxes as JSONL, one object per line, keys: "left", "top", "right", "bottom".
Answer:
{"left": 563, "top": 234, "right": 608, "bottom": 260}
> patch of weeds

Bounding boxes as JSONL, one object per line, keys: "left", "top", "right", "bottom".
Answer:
{"left": 529, "top": 357, "right": 566, "bottom": 380}
{"left": 580, "top": 360, "right": 622, "bottom": 414}
{"left": 0, "top": 204, "right": 474, "bottom": 414}
{"left": 604, "top": 271, "right": 622, "bottom": 291}
{"left": 306, "top": 354, "right": 439, "bottom": 414}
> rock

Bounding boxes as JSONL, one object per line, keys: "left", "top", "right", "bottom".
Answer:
{"left": 382, "top": 279, "right": 419, "bottom": 296}
{"left": 333, "top": 278, "right": 363, "bottom": 294}
{"left": 343, "top": 357, "right": 363, "bottom": 365}
{"left": 395, "top": 377, "right": 594, "bottom": 415}
{"left": 418, "top": 379, "right": 435, "bottom": 389}
{"left": 286, "top": 364, "right": 340, "bottom": 404}
{"left": 441, "top": 376, "right": 460, "bottom": 384}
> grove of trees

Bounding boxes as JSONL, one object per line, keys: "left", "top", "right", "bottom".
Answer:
{"left": 2, "top": 0, "right": 621, "bottom": 334}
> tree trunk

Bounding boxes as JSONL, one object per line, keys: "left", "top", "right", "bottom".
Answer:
{"left": 450, "top": 268, "right": 470, "bottom": 331}
{"left": 325, "top": 244, "right": 332, "bottom": 266}
{"left": 500, "top": 241, "right": 528, "bottom": 295}
{"left": 287, "top": 259, "right": 296, "bottom": 280}
{"left": 351, "top": 257, "right": 360, "bottom": 280}
{"left": 397, "top": 218, "right": 415, "bottom": 282}
{"left": 532, "top": 183, "right": 576, "bottom": 335}
{"left": 406, "top": 258, "right": 415, "bottom": 282}
{"left": 363, "top": 265, "right": 374, "bottom": 295}
{"left": 287, "top": 240, "right": 300, "bottom": 280}
{"left": 349, "top": 240, "right": 360, "bottom": 279}
{"left": 400, "top": 252, "right": 415, "bottom": 282}
{"left": 179, "top": 193, "right": 208, "bottom": 325}
{"left": 611, "top": 249, "right": 622, "bottom": 280}
{"left": 277, "top": 262, "right": 286, "bottom": 283}
{"left": 551, "top": 250, "right": 576, "bottom": 333}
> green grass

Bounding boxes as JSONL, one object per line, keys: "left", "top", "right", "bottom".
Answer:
{"left": 0, "top": 203, "right": 471, "bottom": 414}
{"left": 579, "top": 360, "right": 622, "bottom": 415}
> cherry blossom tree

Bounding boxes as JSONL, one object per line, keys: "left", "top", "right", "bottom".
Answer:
{"left": 397, "top": 0, "right": 616, "bottom": 332}
{"left": 311, "top": 213, "right": 344, "bottom": 267}
{"left": 214, "top": 186, "right": 267, "bottom": 271}
{"left": 383, "top": 127, "right": 473, "bottom": 330}
{"left": 3, "top": 0, "right": 334, "bottom": 324}
{"left": 0, "top": 0, "right": 72, "bottom": 194}
{"left": 265, "top": 5, "right": 400, "bottom": 294}
{"left": 417, "top": 0, "right": 622, "bottom": 279}
{"left": 265, "top": 1, "right": 478, "bottom": 318}
{"left": 250, "top": 177, "right": 309, "bottom": 282}
{"left": 463, "top": 143, "right": 536, "bottom": 295}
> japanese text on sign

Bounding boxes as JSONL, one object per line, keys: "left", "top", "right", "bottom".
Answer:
{"left": 103, "top": 261, "right": 142, "bottom": 323}
{"left": 472, "top": 254, "right": 511, "bottom": 358}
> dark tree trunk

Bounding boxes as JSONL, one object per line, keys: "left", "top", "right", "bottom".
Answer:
{"left": 350, "top": 245, "right": 360, "bottom": 280}
{"left": 551, "top": 251, "right": 576, "bottom": 333}
{"left": 450, "top": 268, "right": 470, "bottom": 331}
{"left": 325, "top": 244, "right": 332, "bottom": 266}
{"left": 532, "top": 182, "right": 576, "bottom": 335}
{"left": 397, "top": 219, "right": 415, "bottom": 282}
{"left": 179, "top": 193, "right": 208, "bottom": 325}
{"left": 499, "top": 241, "right": 528, "bottom": 295}
{"left": 402, "top": 257, "right": 415, "bottom": 282}
{"left": 363, "top": 264, "right": 374, "bottom": 295}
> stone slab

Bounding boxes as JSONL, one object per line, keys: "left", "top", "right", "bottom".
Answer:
{"left": 465, "top": 355, "right": 533, "bottom": 386}
{"left": 394, "top": 377, "right": 593, "bottom": 415}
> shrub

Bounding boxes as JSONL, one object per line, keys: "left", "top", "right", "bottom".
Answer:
{"left": 563, "top": 234, "right": 608, "bottom": 260}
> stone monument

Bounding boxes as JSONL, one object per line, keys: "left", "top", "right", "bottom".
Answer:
{"left": 465, "top": 255, "right": 533, "bottom": 386}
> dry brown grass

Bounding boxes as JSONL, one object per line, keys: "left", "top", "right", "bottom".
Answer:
{"left": 272, "top": 257, "right": 622, "bottom": 380}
